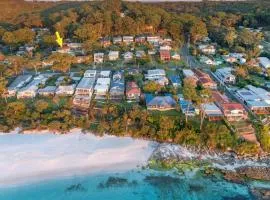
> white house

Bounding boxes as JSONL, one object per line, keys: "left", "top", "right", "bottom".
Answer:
{"left": 145, "top": 69, "right": 166, "bottom": 81}
{"left": 84, "top": 70, "right": 97, "bottom": 78}
{"left": 160, "top": 45, "right": 172, "bottom": 51}
{"left": 123, "top": 36, "right": 134, "bottom": 44}
{"left": 100, "top": 70, "right": 111, "bottom": 78}
{"left": 198, "top": 44, "right": 216, "bottom": 55}
{"left": 123, "top": 52, "right": 133, "bottom": 61}
{"left": 108, "top": 51, "right": 119, "bottom": 61}
{"left": 55, "top": 84, "right": 76, "bottom": 96}
{"left": 94, "top": 78, "right": 111, "bottom": 99}
{"left": 75, "top": 78, "right": 96, "bottom": 96}
{"left": 113, "top": 36, "right": 122, "bottom": 44}
{"left": 94, "top": 53, "right": 104, "bottom": 63}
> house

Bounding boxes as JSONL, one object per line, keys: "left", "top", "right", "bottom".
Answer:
{"left": 145, "top": 94, "right": 176, "bottom": 111}
{"left": 193, "top": 69, "right": 217, "bottom": 89}
{"left": 38, "top": 86, "right": 56, "bottom": 96}
{"left": 160, "top": 45, "right": 172, "bottom": 51}
{"left": 215, "top": 67, "right": 236, "bottom": 84}
{"left": 100, "top": 37, "right": 111, "bottom": 47}
{"left": 100, "top": 70, "right": 111, "bottom": 78}
{"left": 147, "top": 36, "right": 160, "bottom": 44}
{"left": 84, "top": 70, "right": 96, "bottom": 78}
{"left": 94, "top": 53, "right": 104, "bottom": 64}
{"left": 182, "top": 69, "right": 195, "bottom": 78}
{"left": 113, "top": 36, "right": 122, "bottom": 44}
{"left": 7, "top": 75, "right": 32, "bottom": 97}
{"left": 17, "top": 75, "right": 48, "bottom": 99}
{"left": 236, "top": 85, "right": 270, "bottom": 115}
{"left": 136, "top": 50, "right": 146, "bottom": 58}
{"left": 94, "top": 78, "right": 111, "bottom": 99}
{"left": 201, "top": 103, "right": 223, "bottom": 121}
{"left": 145, "top": 69, "right": 166, "bottom": 81}
{"left": 178, "top": 95, "right": 196, "bottom": 116}
{"left": 55, "top": 84, "right": 76, "bottom": 96}
{"left": 220, "top": 103, "right": 247, "bottom": 121}
{"left": 110, "top": 81, "right": 125, "bottom": 100}
{"left": 148, "top": 50, "right": 157, "bottom": 55}
{"left": 160, "top": 50, "right": 171, "bottom": 61}
{"left": 171, "top": 53, "right": 181, "bottom": 60}
{"left": 108, "top": 51, "right": 119, "bottom": 61}
{"left": 123, "top": 36, "right": 134, "bottom": 44}
{"left": 123, "top": 52, "right": 133, "bottom": 61}
{"left": 200, "top": 56, "right": 215, "bottom": 65}
{"left": 222, "top": 55, "right": 238, "bottom": 63}
{"left": 156, "top": 77, "right": 169, "bottom": 86}
{"left": 75, "top": 78, "right": 96, "bottom": 97}
{"left": 126, "top": 81, "right": 141, "bottom": 101}
{"left": 169, "top": 75, "right": 181, "bottom": 88}
{"left": 211, "top": 90, "right": 230, "bottom": 106}
{"left": 198, "top": 44, "right": 216, "bottom": 55}
{"left": 135, "top": 36, "right": 146, "bottom": 43}
{"left": 258, "top": 57, "right": 270, "bottom": 69}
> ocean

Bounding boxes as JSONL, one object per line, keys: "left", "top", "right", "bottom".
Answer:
{"left": 0, "top": 169, "right": 255, "bottom": 200}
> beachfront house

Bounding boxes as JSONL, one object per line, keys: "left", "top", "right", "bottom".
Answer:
{"left": 145, "top": 94, "right": 176, "bottom": 111}
{"left": 220, "top": 103, "right": 247, "bottom": 121}
{"left": 38, "top": 86, "right": 56, "bottom": 97}
{"left": 236, "top": 85, "right": 270, "bottom": 115}
{"left": 94, "top": 78, "right": 111, "bottom": 100}
{"left": 201, "top": 103, "right": 223, "bottom": 121}
{"left": 55, "top": 84, "right": 76, "bottom": 96}
{"left": 178, "top": 95, "right": 196, "bottom": 116}
{"left": 135, "top": 36, "right": 146, "bottom": 43}
{"left": 7, "top": 75, "right": 33, "bottom": 97}
{"left": 125, "top": 81, "right": 141, "bottom": 102}
{"left": 17, "top": 75, "right": 48, "bottom": 99}
{"left": 75, "top": 78, "right": 96, "bottom": 97}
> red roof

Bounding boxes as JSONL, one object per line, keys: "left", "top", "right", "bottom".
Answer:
{"left": 212, "top": 91, "right": 230, "bottom": 104}
{"left": 160, "top": 50, "right": 170, "bottom": 57}
{"left": 222, "top": 103, "right": 245, "bottom": 111}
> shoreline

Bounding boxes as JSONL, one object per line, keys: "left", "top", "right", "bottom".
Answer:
{"left": 0, "top": 129, "right": 158, "bottom": 187}
{"left": 1, "top": 129, "right": 270, "bottom": 188}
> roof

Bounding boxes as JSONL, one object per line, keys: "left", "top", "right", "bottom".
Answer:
{"left": 147, "top": 69, "right": 166, "bottom": 76}
{"left": 258, "top": 57, "right": 270, "bottom": 68}
{"left": 145, "top": 94, "right": 176, "bottom": 108}
{"left": 169, "top": 75, "right": 181, "bottom": 84}
{"left": 222, "top": 103, "right": 244, "bottom": 111}
{"left": 202, "top": 103, "right": 223, "bottom": 116}
{"left": 100, "top": 71, "right": 111, "bottom": 77}
{"left": 8, "top": 75, "right": 32, "bottom": 90}
{"left": 246, "top": 100, "right": 270, "bottom": 108}
{"left": 211, "top": 91, "right": 230, "bottom": 104}
{"left": 182, "top": 69, "right": 194, "bottom": 77}
{"left": 38, "top": 86, "right": 56, "bottom": 93}
{"left": 76, "top": 78, "right": 95, "bottom": 89}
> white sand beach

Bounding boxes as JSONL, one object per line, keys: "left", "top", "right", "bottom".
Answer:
{"left": 0, "top": 129, "right": 157, "bottom": 187}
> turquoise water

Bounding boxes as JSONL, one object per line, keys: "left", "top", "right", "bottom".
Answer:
{"left": 0, "top": 169, "right": 256, "bottom": 200}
